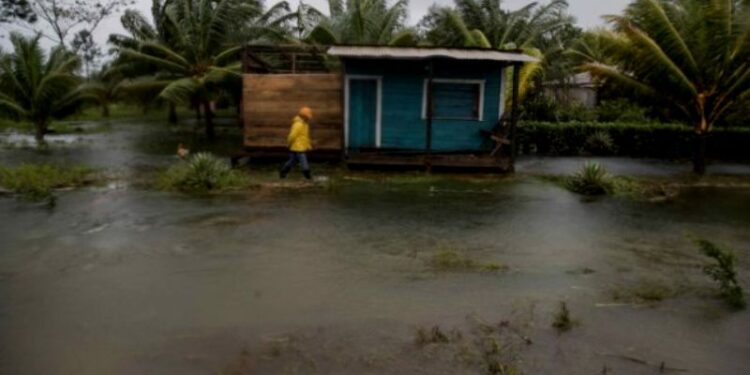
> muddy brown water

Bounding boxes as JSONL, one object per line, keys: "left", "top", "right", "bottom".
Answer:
{"left": 1, "top": 122, "right": 749, "bottom": 374}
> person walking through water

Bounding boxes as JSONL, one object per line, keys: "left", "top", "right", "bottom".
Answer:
{"left": 280, "top": 106, "right": 313, "bottom": 180}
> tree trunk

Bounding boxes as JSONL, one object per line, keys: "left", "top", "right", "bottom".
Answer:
{"left": 168, "top": 103, "right": 178, "bottom": 124}
{"left": 693, "top": 132, "right": 707, "bottom": 175}
{"left": 203, "top": 100, "right": 215, "bottom": 139}
{"left": 101, "top": 105, "right": 110, "bottom": 118}
{"left": 194, "top": 100, "right": 202, "bottom": 121}
{"left": 236, "top": 103, "right": 243, "bottom": 129}
{"left": 35, "top": 121, "right": 47, "bottom": 145}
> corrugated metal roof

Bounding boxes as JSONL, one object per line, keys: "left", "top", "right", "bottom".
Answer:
{"left": 327, "top": 46, "right": 538, "bottom": 63}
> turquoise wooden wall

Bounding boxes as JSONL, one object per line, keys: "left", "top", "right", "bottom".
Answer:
{"left": 345, "top": 59, "right": 506, "bottom": 152}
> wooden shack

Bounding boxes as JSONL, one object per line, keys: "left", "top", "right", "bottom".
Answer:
{"left": 241, "top": 45, "right": 536, "bottom": 172}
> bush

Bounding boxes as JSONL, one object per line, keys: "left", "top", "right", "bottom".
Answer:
{"left": 695, "top": 239, "right": 746, "bottom": 310}
{"left": 596, "top": 99, "right": 650, "bottom": 123}
{"left": 158, "top": 152, "right": 247, "bottom": 193}
{"left": 521, "top": 96, "right": 597, "bottom": 122}
{"left": 517, "top": 121, "right": 750, "bottom": 160}
{"left": 566, "top": 162, "right": 613, "bottom": 196}
{"left": 0, "top": 163, "right": 95, "bottom": 201}
{"left": 584, "top": 131, "right": 615, "bottom": 155}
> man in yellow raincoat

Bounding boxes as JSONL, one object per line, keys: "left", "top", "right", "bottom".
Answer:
{"left": 280, "top": 107, "right": 314, "bottom": 180}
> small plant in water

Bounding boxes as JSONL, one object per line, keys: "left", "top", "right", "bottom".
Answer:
{"left": 159, "top": 152, "right": 247, "bottom": 193}
{"left": 0, "top": 163, "right": 95, "bottom": 201}
{"left": 695, "top": 239, "right": 746, "bottom": 310}
{"left": 552, "top": 302, "right": 577, "bottom": 333}
{"left": 414, "top": 325, "right": 454, "bottom": 346}
{"left": 566, "top": 162, "right": 613, "bottom": 196}
{"left": 429, "top": 249, "right": 508, "bottom": 273}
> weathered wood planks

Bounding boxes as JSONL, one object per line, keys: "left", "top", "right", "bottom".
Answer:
{"left": 243, "top": 74, "right": 343, "bottom": 150}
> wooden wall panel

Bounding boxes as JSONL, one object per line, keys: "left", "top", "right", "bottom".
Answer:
{"left": 243, "top": 74, "right": 343, "bottom": 151}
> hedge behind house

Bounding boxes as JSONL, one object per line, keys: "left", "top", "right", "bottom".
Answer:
{"left": 517, "top": 122, "right": 750, "bottom": 160}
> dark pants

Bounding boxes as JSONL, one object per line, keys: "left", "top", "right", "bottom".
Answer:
{"left": 280, "top": 152, "right": 311, "bottom": 179}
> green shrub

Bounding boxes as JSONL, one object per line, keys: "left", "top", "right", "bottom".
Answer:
{"left": 566, "top": 162, "right": 613, "bottom": 196}
{"left": 695, "top": 239, "right": 746, "bottom": 310}
{"left": 158, "top": 152, "right": 247, "bottom": 193}
{"left": 0, "top": 163, "right": 95, "bottom": 201}
{"left": 584, "top": 131, "right": 615, "bottom": 155}
{"left": 517, "top": 121, "right": 750, "bottom": 160}
{"left": 521, "top": 96, "right": 596, "bottom": 122}
{"left": 596, "top": 99, "right": 650, "bottom": 123}
{"left": 558, "top": 101, "right": 597, "bottom": 122}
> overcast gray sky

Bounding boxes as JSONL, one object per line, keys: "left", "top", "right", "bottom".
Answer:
{"left": 1, "top": 0, "right": 629, "bottom": 50}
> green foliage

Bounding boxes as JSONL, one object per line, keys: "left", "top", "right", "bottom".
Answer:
{"left": 158, "top": 152, "right": 247, "bottom": 193}
{"left": 518, "top": 121, "right": 750, "bottom": 160}
{"left": 573, "top": 0, "right": 750, "bottom": 172}
{"left": 0, "top": 163, "right": 95, "bottom": 201}
{"left": 552, "top": 302, "right": 577, "bottom": 333}
{"left": 596, "top": 99, "right": 650, "bottom": 123}
{"left": 584, "top": 131, "right": 615, "bottom": 155}
{"left": 521, "top": 95, "right": 597, "bottom": 122}
{"left": 566, "top": 162, "right": 613, "bottom": 196}
{"left": 695, "top": 239, "right": 746, "bottom": 310}
{"left": 111, "top": 0, "right": 257, "bottom": 136}
{"left": 306, "top": 0, "right": 416, "bottom": 45}
{"left": 0, "top": 33, "right": 82, "bottom": 143}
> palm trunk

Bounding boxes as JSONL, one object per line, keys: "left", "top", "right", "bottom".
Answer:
{"left": 194, "top": 99, "right": 202, "bottom": 121}
{"left": 34, "top": 121, "right": 47, "bottom": 145}
{"left": 168, "top": 103, "right": 178, "bottom": 124}
{"left": 203, "top": 100, "right": 215, "bottom": 139}
{"left": 693, "top": 132, "right": 707, "bottom": 175}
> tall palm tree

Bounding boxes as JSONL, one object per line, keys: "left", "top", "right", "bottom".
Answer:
{"left": 114, "top": 0, "right": 254, "bottom": 138}
{"left": 0, "top": 33, "right": 82, "bottom": 144}
{"left": 419, "top": 0, "right": 574, "bottom": 100}
{"left": 574, "top": 0, "right": 750, "bottom": 174}
{"left": 306, "top": 0, "right": 418, "bottom": 46}
{"left": 422, "top": 0, "right": 571, "bottom": 50}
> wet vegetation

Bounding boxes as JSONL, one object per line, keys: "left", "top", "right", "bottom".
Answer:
{"left": 157, "top": 152, "right": 248, "bottom": 193}
{"left": 429, "top": 249, "right": 508, "bottom": 274}
{"left": 0, "top": 163, "right": 97, "bottom": 201}
{"left": 552, "top": 302, "right": 577, "bottom": 333}
{"left": 565, "top": 162, "right": 613, "bottom": 196}
{"left": 610, "top": 279, "right": 680, "bottom": 306}
{"left": 413, "top": 315, "right": 529, "bottom": 375}
{"left": 695, "top": 239, "right": 746, "bottom": 310}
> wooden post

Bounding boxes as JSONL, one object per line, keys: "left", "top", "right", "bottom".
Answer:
{"left": 425, "top": 60, "right": 434, "bottom": 172}
{"left": 510, "top": 63, "right": 521, "bottom": 171}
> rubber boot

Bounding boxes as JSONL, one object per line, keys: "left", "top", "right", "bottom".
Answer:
{"left": 302, "top": 170, "right": 312, "bottom": 180}
{"left": 279, "top": 167, "right": 290, "bottom": 179}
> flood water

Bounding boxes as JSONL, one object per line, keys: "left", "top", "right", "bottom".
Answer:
{"left": 1, "top": 121, "right": 749, "bottom": 375}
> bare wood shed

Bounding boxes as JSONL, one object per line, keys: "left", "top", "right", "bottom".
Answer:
{"left": 242, "top": 46, "right": 343, "bottom": 156}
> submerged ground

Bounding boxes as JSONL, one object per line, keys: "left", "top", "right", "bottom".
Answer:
{"left": 0, "top": 120, "right": 749, "bottom": 375}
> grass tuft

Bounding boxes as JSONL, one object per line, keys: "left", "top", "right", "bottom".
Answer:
{"left": 552, "top": 302, "right": 578, "bottom": 333}
{"left": 0, "top": 163, "right": 96, "bottom": 201}
{"left": 158, "top": 152, "right": 248, "bottom": 193}
{"left": 565, "top": 162, "right": 613, "bottom": 196}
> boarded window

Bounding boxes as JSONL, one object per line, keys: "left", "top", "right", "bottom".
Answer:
{"left": 423, "top": 80, "right": 484, "bottom": 121}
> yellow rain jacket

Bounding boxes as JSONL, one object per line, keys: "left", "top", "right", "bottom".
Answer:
{"left": 287, "top": 115, "right": 312, "bottom": 152}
